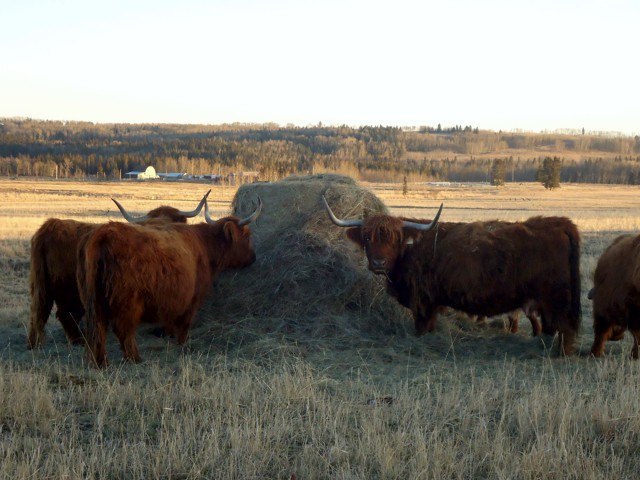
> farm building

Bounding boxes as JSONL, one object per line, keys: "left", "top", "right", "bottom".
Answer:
{"left": 123, "top": 166, "right": 159, "bottom": 180}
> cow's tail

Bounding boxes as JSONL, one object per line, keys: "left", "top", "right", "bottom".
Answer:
{"left": 567, "top": 226, "right": 582, "bottom": 333}
{"left": 27, "top": 230, "right": 50, "bottom": 348}
{"left": 81, "top": 233, "right": 110, "bottom": 367}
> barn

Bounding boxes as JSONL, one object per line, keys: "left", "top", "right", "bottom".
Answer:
{"left": 124, "top": 166, "right": 160, "bottom": 180}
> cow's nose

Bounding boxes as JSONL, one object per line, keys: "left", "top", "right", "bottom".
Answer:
{"left": 371, "top": 259, "right": 386, "bottom": 270}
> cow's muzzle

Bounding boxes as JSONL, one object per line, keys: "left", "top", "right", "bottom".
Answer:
{"left": 369, "top": 259, "right": 387, "bottom": 274}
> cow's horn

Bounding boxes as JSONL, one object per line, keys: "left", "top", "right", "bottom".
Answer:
{"left": 401, "top": 203, "right": 444, "bottom": 231}
{"left": 112, "top": 198, "right": 151, "bottom": 223}
{"left": 238, "top": 197, "right": 263, "bottom": 226}
{"left": 179, "top": 189, "right": 211, "bottom": 218}
{"left": 206, "top": 197, "right": 263, "bottom": 226}
{"left": 322, "top": 195, "right": 363, "bottom": 228}
{"left": 113, "top": 189, "right": 211, "bottom": 223}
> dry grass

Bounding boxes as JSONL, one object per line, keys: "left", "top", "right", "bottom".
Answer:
{"left": 2, "top": 177, "right": 640, "bottom": 478}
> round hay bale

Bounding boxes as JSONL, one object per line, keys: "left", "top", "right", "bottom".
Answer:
{"left": 199, "top": 174, "right": 411, "bottom": 340}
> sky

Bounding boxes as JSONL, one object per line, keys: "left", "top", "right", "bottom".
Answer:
{"left": 1, "top": 0, "right": 638, "bottom": 135}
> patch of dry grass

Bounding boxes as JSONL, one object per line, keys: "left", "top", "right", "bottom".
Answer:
{"left": 2, "top": 177, "right": 640, "bottom": 478}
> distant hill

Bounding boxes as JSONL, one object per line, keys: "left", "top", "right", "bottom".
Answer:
{"left": 1, "top": 118, "right": 639, "bottom": 184}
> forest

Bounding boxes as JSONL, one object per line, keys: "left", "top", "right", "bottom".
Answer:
{"left": 1, "top": 118, "right": 639, "bottom": 184}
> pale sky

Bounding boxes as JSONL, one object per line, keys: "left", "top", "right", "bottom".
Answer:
{"left": 1, "top": 0, "right": 638, "bottom": 134}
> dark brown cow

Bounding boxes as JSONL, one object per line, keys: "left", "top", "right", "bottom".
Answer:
{"left": 79, "top": 197, "right": 262, "bottom": 367}
{"left": 323, "top": 197, "right": 582, "bottom": 355}
{"left": 590, "top": 234, "right": 640, "bottom": 358}
{"left": 27, "top": 192, "right": 209, "bottom": 348}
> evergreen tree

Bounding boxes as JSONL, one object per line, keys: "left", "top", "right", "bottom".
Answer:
{"left": 490, "top": 159, "right": 506, "bottom": 186}
{"left": 537, "top": 156, "right": 562, "bottom": 189}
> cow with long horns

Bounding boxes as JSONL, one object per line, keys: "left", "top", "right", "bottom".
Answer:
{"left": 323, "top": 197, "right": 581, "bottom": 355}
{"left": 79, "top": 197, "right": 262, "bottom": 367}
{"left": 27, "top": 191, "right": 210, "bottom": 348}
{"left": 590, "top": 234, "right": 640, "bottom": 358}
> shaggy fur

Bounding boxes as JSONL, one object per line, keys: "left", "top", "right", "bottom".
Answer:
{"left": 343, "top": 215, "right": 582, "bottom": 355}
{"left": 28, "top": 205, "right": 197, "bottom": 348}
{"left": 79, "top": 217, "right": 257, "bottom": 367}
{"left": 590, "top": 234, "right": 640, "bottom": 358}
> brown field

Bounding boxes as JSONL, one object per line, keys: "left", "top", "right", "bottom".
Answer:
{"left": 2, "top": 177, "right": 640, "bottom": 478}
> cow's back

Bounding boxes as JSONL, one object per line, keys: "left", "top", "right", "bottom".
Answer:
{"left": 593, "top": 234, "right": 640, "bottom": 319}
{"left": 83, "top": 222, "right": 206, "bottom": 321}
{"left": 404, "top": 217, "right": 579, "bottom": 318}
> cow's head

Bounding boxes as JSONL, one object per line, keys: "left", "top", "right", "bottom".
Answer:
{"left": 323, "top": 196, "right": 442, "bottom": 274}
{"left": 112, "top": 189, "right": 211, "bottom": 223}
{"left": 205, "top": 196, "right": 262, "bottom": 268}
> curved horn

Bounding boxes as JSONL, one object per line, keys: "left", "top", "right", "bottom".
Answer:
{"left": 205, "top": 196, "right": 263, "bottom": 226}
{"left": 113, "top": 190, "right": 211, "bottom": 223}
{"left": 204, "top": 197, "right": 216, "bottom": 225}
{"left": 112, "top": 198, "right": 150, "bottom": 223}
{"left": 322, "top": 195, "right": 363, "bottom": 228}
{"left": 238, "top": 197, "right": 263, "bottom": 226}
{"left": 401, "top": 203, "right": 444, "bottom": 231}
{"left": 178, "top": 189, "right": 211, "bottom": 218}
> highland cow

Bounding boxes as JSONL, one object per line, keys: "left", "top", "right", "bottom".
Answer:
{"left": 79, "top": 198, "right": 262, "bottom": 367}
{"left": 324, "top": 197, "right": 581, "bottom": 355}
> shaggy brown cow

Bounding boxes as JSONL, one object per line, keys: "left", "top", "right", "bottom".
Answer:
{"left": 79, "top": 197, "right": 262, "bottom": 367}
{"left": 323, "top": 197, "right": 582, "bottom": 355}
{"left": 590, "top": 234, "right": 640, "bottom": 358}
{"left": 27, "top": 192, "right": 209, "bottom": 348}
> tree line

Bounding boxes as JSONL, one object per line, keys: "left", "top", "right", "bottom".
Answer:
{"left": 1, "top": 118, "right": 639, "bottom": 185}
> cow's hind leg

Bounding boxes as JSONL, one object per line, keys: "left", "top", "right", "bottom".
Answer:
{"left": 557, "top": 323, "right": 577, "bottom": 356}
{"left": 27, "top": 293, "right": 53, "bottom": 349}
{"left": 57, "top": 307, "right": 85, "bottom": 345}
{"left": 87, "top": 318, "right": 109, "bottom": 368}
{"left": 507, "top": 311, "right": 520, "bottom": 333}
{"left": 528, "top": 312, "right": 542, "bottom": 337}
{"left": 112, "top": 302, "right": 143, "bottom": 363}
{"left": 172, "top": 309, "right": 198, "bottom": 346}
{"left": 112, "top": 316, "right": 142, "bottom": 363}
{"left": 414, "top": 306, "right": 438, "bottom": 335}
{"left": 629, "top": 329, "right": 640, "bottom": 359}
{"left": 591, "top": 322, "right": 614, "bottom": 357}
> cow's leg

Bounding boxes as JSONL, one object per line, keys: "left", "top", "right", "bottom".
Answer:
{"left": 528, "top": 312, "right": 543, "bottom": 337}
{"left": 88, "top": 317, "right": 109, "bottom": 368}
{"left": 630, "top": 329, "right": 640, "bottom": 359}
{"left": 27, "top": 293, "right": 53, "bottom": 349}
{"left": 559, "top": 327, "right": 577, "bottom": 356}
{"left": 112, "top": 302, "right": 143, "bottom": 363}
{"left": 113, "top": 320, "right": 141, "bottom": 363}
{"left": 56, "top": 308, "right": 85, "bottom": 345}
{"left": 414, "top": 306, "right": 438, "bottom": 335}
{"left": 507, "top": 311, "right": 520, "bottom": 333}
{"left": 591, "top": 323, "right": 614, "bottom": 357}
{"left": 172, "top": 309, "right": 198, "bottom": 345}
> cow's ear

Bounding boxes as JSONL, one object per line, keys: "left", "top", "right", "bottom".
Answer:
{"left": 223, "top": 221, "right": 238, "bottom": 242}
{"left": 402, "top": 227, "right": 421, "bottom": 246}
{"left": 345, "top": 227, "right": 364, "bottom": 247}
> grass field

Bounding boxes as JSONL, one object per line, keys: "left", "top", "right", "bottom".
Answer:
{"left": 1, "top": 177, "right": 640, "bottom": 479}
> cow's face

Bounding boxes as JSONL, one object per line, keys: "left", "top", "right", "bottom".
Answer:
{"left": 346, "top": 216, "right": 406, "bottom": 274}
{"left": 222, "top": 220, "right": 257, "bottom": 268}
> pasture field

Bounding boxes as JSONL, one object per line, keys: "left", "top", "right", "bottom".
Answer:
{"left": 2, "top": 177, "right": 640, "bottom": 479}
